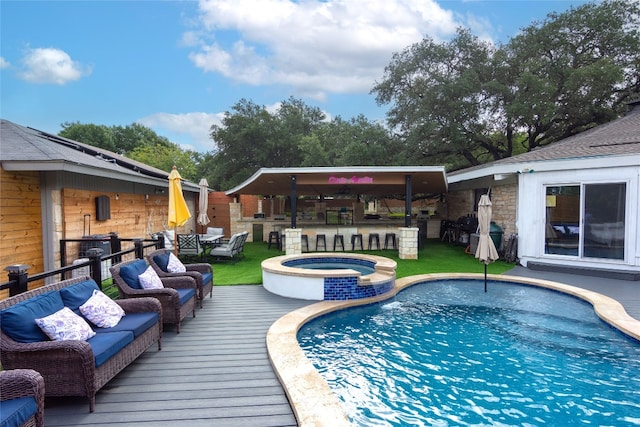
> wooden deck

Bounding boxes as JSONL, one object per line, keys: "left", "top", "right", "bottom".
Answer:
{"left": 42, "top": 273, "right": 639, "bottom": 426}
{"left": 44, "top": 285, "right": 310, "bottom": 427}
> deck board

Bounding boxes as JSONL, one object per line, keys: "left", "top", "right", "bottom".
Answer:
{"left": 42, "top": 273, "right": 639, "bottom": 426}
{"left": 43, "top": 285, "right": 310, "bottom": 427}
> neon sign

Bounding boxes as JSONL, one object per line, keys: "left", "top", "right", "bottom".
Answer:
{"left": 328, "top": 176, "right": 374, "bottom": 184}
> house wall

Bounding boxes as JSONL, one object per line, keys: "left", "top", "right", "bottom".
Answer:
{"left": 517, "top": 165, "right": 639, "bottom": 270}
{"left": 445, "top": 183, "right": 518, "bottom": 249}
{"left": 0, "top": 166, "right": 199, "bottom": 300}
{"left": 0, "top": 168, "right": 45, "bottom": 298}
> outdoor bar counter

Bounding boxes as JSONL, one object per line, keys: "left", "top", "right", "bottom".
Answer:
{"left": 238, "top": 217, "right": 442, "bottom": 249}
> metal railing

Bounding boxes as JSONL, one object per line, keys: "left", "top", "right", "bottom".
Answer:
{"left": 1, "top": 235, "right": 166, "bottom": 298}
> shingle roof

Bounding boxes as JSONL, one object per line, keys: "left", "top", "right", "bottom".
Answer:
{"left": 449, "top": 102, "right": 640, "bottom": 178}
{"left": 0, "top": 119, "right": 199, "bottom": 191}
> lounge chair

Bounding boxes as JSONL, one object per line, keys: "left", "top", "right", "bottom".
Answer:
{"left": 110, "top": 259, "right": 197, "bottom": 333}
{"left": 177, "top": 233, "right": 205, "bottom": 261}
{"left": 0, "top": 369, "right": 45, "bottom": 427}
{"left": 146, "top": 249, "right": 213, "bottom": 308}
{"left": 209, "top": 231, "right": 248, "bottom": 262}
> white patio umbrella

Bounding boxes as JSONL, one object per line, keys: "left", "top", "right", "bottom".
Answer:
{"left": 197, "top": 178, "right": 210, "bottom": 234}
{"left": 475, "top": 194, "right": 499, "bottom": 292}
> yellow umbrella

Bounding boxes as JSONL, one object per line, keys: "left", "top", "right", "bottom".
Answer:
{"left": 168, "top": 166, "right": 192, "bottom": 255}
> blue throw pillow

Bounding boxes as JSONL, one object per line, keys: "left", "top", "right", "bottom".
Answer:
{"left": 0, "top": 291, "right": 65, "bottom": 342}
{"left": 60, "top": 279, "right": 100, "bottom": 314}
{"left": 119, "top": 260, "right": 148, "bottom": 289}
{"left": 153, "top": 252, "right": 171, "bottom": 272}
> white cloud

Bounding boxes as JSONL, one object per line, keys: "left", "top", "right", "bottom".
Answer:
{"left": 187, "top": 0, "right": 461, "bottom": 99}
{"left": 18, "top": 47, "right": 91, "bottom": 85}
{"left": 0, "top": 57, "right": 10, "bottom": 69}
{"left": 137, "top": 112, "right": 224, "bottom": 152}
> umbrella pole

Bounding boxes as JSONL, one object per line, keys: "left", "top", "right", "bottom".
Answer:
{"left": 484, "top": 264, "right": 487, "bottom": 292}
{"left": 174, "top": 226, "right": 178, "bottom": 257}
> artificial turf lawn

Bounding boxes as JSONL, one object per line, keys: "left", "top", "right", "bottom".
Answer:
{"left": 212, "top": 239, "right": 514, "bottom": 285}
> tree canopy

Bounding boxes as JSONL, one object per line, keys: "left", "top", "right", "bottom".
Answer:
{"left": 59, "top": 121, "right": 202, "bottom": 181}
{"left": 372, "top": 0, "right": 640, "bottom": 169}
{"left": 207, "top": 98, "right": 402, "bottom": 189}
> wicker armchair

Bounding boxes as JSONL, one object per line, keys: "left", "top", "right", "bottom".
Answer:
{"left": 0, "top": 369, "right": 45, "bottom": 427}
{"left": 146, "top": 249, "right": 213, "bottom": 308}
{"left": 110, "top": 259, "right": 197, "bottom": 333}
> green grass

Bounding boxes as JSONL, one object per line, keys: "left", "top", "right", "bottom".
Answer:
{"left": 212, "top": 240, "right": 514, "bottom": 285}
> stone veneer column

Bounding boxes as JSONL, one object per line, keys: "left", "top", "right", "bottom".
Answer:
{"left": 229, "top": 202, "right": 242, "bottom": 236}
{"left": 398, "top": 227, "right": 419, "bottom": 260}
{"left": 285, "top": 228, "right": 302, "bottom": 255}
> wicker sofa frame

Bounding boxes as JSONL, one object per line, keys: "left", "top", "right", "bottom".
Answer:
{"left": 110, "top": 259, "right": 196, "bottom": 333}
{"left": 145, "top": 249, "right": 213, "bottom": 308}
{"left": 0, "top": 276, "right": 162, "bottom": 413}
{"left": 0, "top": 369, "right": 45, "bottom": 427}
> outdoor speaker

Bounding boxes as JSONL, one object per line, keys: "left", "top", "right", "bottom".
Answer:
{"left": 95, "top": 195, "right": 111, "bottom": 221}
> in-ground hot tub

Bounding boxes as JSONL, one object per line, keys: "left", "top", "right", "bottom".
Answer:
{"left": 261, "top": 253, "right": 396, "bottom": 300}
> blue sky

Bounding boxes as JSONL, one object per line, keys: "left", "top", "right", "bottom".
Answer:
{"left": 1, "top": 0, "right": 589, "bottom": 153}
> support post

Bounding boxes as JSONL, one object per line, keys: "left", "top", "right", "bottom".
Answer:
{"left": 5, "top": 264, "right": 30, "bottom": 296}
{"left": 405, "top": 174, "right": 412, "bottom": 227}
{"left": 290, "top": 174, "right": 297, "bottom": 229}
{"left": 86, "top": 248, "right": 104, "bottom": 289}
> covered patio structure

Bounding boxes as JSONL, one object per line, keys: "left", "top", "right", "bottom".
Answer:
{"left": 225, "top": 166, "right": 448, "bottom": 259}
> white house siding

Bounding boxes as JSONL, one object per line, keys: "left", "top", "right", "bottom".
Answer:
{"left": 517, "top": 162, "right": 639, "bottom": 272}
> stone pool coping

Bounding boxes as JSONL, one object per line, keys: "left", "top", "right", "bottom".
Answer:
{"left": 261, "top": 252, "right": 397, "bottom": 278}
{"left": 266, "top": 272, "right": 640, "bottom": 427}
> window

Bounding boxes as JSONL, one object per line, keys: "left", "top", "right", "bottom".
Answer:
{"left": 544, "top": 183, "right": 626, "bottom": 260}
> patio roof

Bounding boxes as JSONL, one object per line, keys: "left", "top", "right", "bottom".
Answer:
{"left": 225, "top": 166, "right": 448, "bottom": 197}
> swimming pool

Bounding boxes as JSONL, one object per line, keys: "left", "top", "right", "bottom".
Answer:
{"left": 267, "top": 273, "right": 640, "bottom": 426}
{"left": 297, "top": 279, "right": 640, "bottom": 425}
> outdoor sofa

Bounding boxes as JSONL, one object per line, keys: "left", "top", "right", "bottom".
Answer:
{"left": 0, "top": 276, "right": 162, "bottom": 413}
{"left": 0, "top": 369, "right": 45, "bottom": 427}
{"left": 146, "top": 249, "right": 213, "bottom": 308}
{"left": 110, "top": 259, "right": 197, "bottom": 333}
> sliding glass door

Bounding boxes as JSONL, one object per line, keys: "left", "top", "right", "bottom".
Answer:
{"left": 544, "top": 183, "right": 626, "bottom": 260}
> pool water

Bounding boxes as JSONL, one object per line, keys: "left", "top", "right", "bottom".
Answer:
{"left": 298, "top": 280, "right": 640, "bottom": 426}
{"left": 294, "top": 262, "right": 375, "bottom": 275}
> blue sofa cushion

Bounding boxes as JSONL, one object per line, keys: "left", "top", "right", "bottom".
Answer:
{"left": 176, "top": 288, "right": 195, "bottom": 306}
{"left": 93, "top": 312, "right": 158, "bottom": 338}
{"left": 88, "top": 331, "right": 134, "bottom": 367}
{"left": 59, "top": 279, "right": 100, "bottom": 314}
{"left": 202, "top": 272, "right": 213, "bottom": 285}
{"left": 153, "top": 252, "right": 171, "bottom": 272}
{"left": 0, "top": 292, "right": 65, "bottom": 343}
{"left": 119, "top": 260, "right": 148, "bottom": 289}
{"left": 0, "top": 396, "right": 37, "bottom": 427}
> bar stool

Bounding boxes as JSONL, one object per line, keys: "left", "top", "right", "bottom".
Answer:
{"left": 315, "top": 234, "right": 327, "bottom": 251}
{"left": 384, "top": 233, "right": 397, "bottom": 250}
{"left": 333, "top": 234, "right": 345, "bottom": 251}
{"left": 267, "top": 231, "right": 280, "bottom": 249}
{"left": 368, "top": 233, "right": 380, "bottom": 250}
{"left": 301, "top": 234, "right": 309, "bottom": 252}
{"left": 351, "top": 233, "right": 363, "bottom": 251}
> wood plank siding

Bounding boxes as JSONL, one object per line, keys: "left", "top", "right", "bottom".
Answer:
{"left": 0, "top": 169, "right": 44, "bottom": 298}
{"left": 43, "top": 285, "right": 311, "bottom": 427}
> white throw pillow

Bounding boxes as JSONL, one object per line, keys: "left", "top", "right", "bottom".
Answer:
{"left": 80, "top": 289, "right": 126, "bottom": 328}
{"left": 138, "top": 265, "right": 164, "bottom": 289}
{"left": 35, "top": 307, "right": 96, "bottom": 341}
{"left": 167, "top": 252, "right": 187, "bottom": 273}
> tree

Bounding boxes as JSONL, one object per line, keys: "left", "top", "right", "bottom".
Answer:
{"left": 372, "top": 0, "right": 640, "bottom": 169}
{"left": 299, "top": 115, "right": 405, "bottom": 167}
{"left": 129, "top": 144, "right": 202, "bottom": 182}
{"left": 59, "top": 121, "right": 200, "bottom": 180}
{"left": 209, "top": 97, "right": 326, "bottom": 189}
